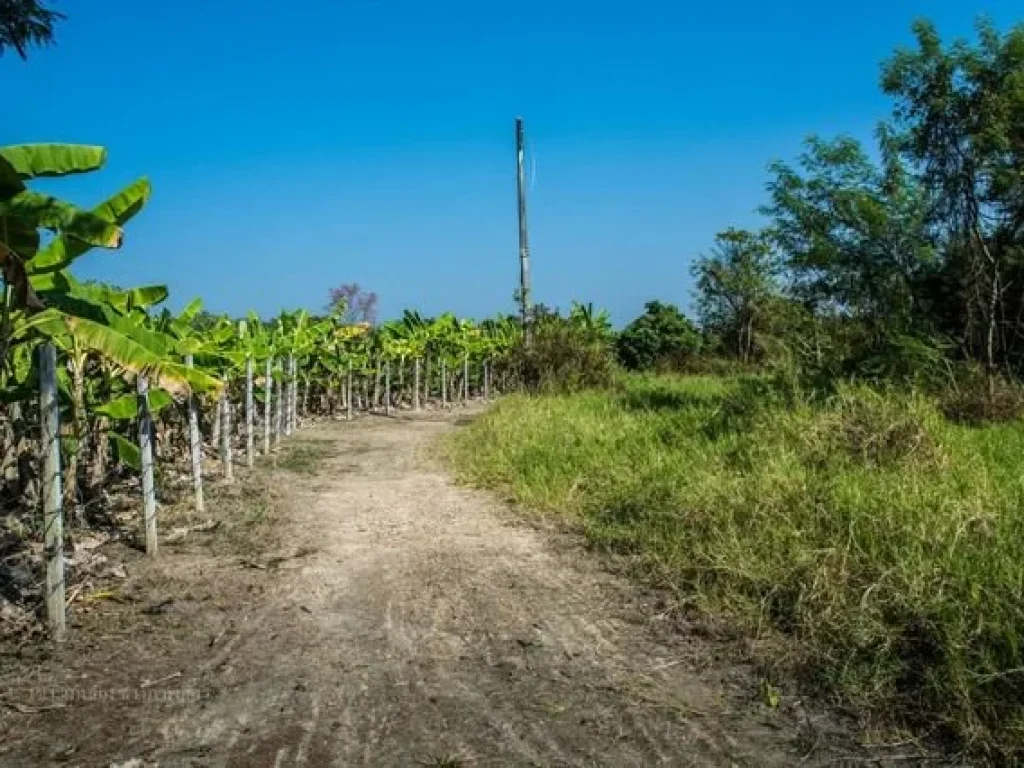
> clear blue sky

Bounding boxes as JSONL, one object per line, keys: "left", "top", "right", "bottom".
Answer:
{"left": 4, "top": 1, "right": 1020, "bottom": 325}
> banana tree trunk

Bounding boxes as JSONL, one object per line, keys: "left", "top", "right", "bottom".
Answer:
{"left": 64, "top": 353, "right": 86, "bottom": 516}
{"left": 413, "top": 358, "right": 421, "bottom": 411}
{"left": 39, "top": 342, "right": 66, "bottom": 639}
{"left": 385, "top": 360, "right": 392, "bottom": 416}
{"left": 220, "top": 391, "right": 233, "bottom": 482}
{"left": 187, "top": 355, "right": 204, "bottom": 514}
{"left": 88, "top": 415, "right": 109, "bottom": 497}
{"left": 245, "top": 356, "right": 254, "bottom": 468}
{"left": 483, "top": 360, "right": 490, "bottom": 400}
{"left": 463, "top": 355, "right": 469, "bottom": 403}
{"left": 137, "top": 374, "right": 158, "bottom": 555}
{"left": 264, "top": 357, "right": 273, "bottom": 455}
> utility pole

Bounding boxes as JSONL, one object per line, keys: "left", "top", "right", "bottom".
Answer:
{"left": 516, "top": 117, "right": 532, "bottom": 341}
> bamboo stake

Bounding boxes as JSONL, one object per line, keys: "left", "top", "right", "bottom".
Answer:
{"left": 245, "top": 356, "right": 254, "bottom": 468}
{"left": 186, "top": 354, "right": 204, "bottom": 514}
{"left": 137, "top": 374, "right": 158, "bottom": 555}
{"left": 39, "top": 342, "right": 65, "bottom": 639}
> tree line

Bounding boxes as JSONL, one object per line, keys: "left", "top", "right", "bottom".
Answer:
{"left": 612, "top": 20, "right": 1024, "bottom": 413}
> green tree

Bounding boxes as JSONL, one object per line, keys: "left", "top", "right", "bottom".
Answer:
{"left": 693, "top": 228, "right": 780, "bottom": 363}
{"left": 882, "top": 18, "right": 1024, "bottom": 387}
{"left": 763, "top": 135, "right": 936, "bottom": 329}
{"left": 616, "top": 301, "right": 701, "bottom": 371}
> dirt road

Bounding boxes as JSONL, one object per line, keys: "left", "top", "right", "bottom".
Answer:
{"left": 1, "top": 413, "right": 863, "bottom": 766}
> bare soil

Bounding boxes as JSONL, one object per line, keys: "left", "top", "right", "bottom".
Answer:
{"left": 1, "top": 412, "right": 900, "bottom": 766}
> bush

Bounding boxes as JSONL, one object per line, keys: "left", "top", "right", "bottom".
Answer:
{"left": 511, "top": 318, "right": 615, "bottom": 394}
{"left": 941, "top": 366, "right": 1024, "bottom": 425}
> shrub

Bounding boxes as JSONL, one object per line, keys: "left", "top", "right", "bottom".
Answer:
{"left": 511, "top": 318, "right": 615, "bottom": 394}
{"left": 941, "top": 366, "right": 1024, "bottom": 425}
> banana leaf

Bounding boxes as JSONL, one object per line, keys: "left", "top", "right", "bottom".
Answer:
{"left": 0, "top": 144, "right": 107, "bottom": 179}
{"left": 110, "top": 433, "right": 141, "bottom": 471}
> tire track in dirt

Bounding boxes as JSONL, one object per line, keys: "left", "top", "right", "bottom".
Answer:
{"left": 2, "top": 412, "right": 870, "bottom": 766}
{"left": 150, "top": 413, "right": 866, "bottom": 766}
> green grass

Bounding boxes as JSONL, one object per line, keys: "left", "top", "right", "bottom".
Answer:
{"left": 448, "top": 373, "right": 1024, "bottom": 759}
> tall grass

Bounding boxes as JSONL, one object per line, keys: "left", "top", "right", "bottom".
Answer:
{"left": 448, "top": 373, "right": 1024, "bottom": 759}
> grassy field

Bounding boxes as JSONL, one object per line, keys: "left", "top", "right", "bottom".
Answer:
{"left": 448, "top": 374, "right": 1024, "bottom": 759}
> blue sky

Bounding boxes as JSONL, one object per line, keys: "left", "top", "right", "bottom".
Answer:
{"left": 4, "top": 1, "right": 1020, "bottom": 325}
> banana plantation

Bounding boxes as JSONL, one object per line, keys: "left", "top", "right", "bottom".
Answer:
{"left": 0, "top": 143, "right": 522, "bottom": 639}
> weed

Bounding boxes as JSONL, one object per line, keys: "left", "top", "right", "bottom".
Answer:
{"left": 448, "top": 374, "right": 1024, "bottom": 759}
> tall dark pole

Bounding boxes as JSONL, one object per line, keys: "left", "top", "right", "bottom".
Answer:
{"left": 516, "top": 117, "right": 532, "bottom": 340}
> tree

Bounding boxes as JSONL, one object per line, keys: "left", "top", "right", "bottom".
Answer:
{"left": 568, "top": 301, "right": 615, "bottom": 344}
{"left": 763, "top": 135, "right": 937, "bottom": 328}
{"left": 616, "top": 301, "right": 701, "bottom": 371}
{"left": 693, "top": 228, "right": 780, "bottom": 363}
{"left": 1, "top": 0, "right": 64, "bottom": 59}
{"left": 326, "top": 283, "right": 378, "bottom": 326}
{"left": 882, "top": 19, "right": 1024, "bottom": 389}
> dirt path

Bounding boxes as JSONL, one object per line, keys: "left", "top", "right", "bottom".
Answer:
{"left": 2, "top": 413, "right": 867, "bottom": 766}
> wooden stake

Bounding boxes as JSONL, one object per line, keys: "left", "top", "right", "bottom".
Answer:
{"left": 372, "top": 358, "right": 381, "bottom": 413}
{"left": 245, "top": 356, "right": 254, "bottom": 468}
{"left": 398, "top": 357, "right": 405, "bottom": 407}
{"left": 211, "top": 395, "right": 222, "bottom": 448}
{"left": 424, "top": 357, "right": 431, "bottom": 406}
{"left": 413, "top": 358, "right": 421, "bottom": 411}
{"left": 284, "top": 355, "right": 293, "bottom": 436}
{"left": 264, "top": 357, "right": 272, "bottom": 454}
{"left": 39, "top": 342, "right": 66, "bottom": 639}
{"left": 441, "top": 358, "right": 447, "bottom": 408}
{"left": 274, "top": 373, "right": 282, "bottom": 449}
{"left": 220, "top": 391, "right": 233, "bottom": 482}
{"left": 137, "top": 374, "right": 158, "bottom": 555}
{"left": 293, "top": 357, "right": 299, "bottom": 429}
{"left": 346, "top": 361, "right": 353, "bottom": 421}
{"left": 186, "top": 354, "right": 204, "bottom": 514}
